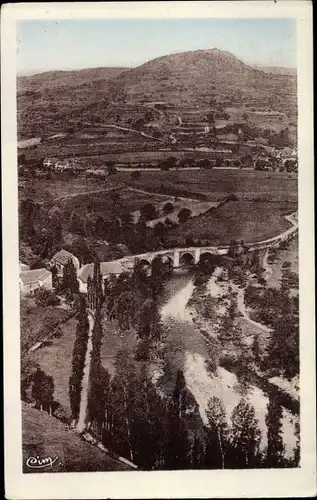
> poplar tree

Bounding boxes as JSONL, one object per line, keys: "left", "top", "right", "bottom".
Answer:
{"left": 205, "top": 396, "right": 229, "bottom": 469}
{"left": 165, "top": 372, "right": 190, "bottom": 470}
{"left": 191, "top": 433, "right": 205, "bottom": 469}
{"left": 62, "top": 258, "right": 79, "bottom": 295}
{"left": 265, "top": 396, "right": 285, "bottom": 467}
{"left": 69, "top": 296, "right": 89, "bottom": 420}
{"left": 230, "top": 398, "right": 262, "bottom": 468}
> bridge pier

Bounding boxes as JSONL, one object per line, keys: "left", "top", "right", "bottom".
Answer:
{"left": 194, "top": 248, "right": 201, "bottom": 264}
{"left": 173, "top": 251, "right": 180, "bottom": 268}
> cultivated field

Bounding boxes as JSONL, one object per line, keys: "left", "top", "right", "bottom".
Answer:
{"left": 118, "top": 169, "right": 298, "bottom": 202}
{"left": 18, "top": 175, "right": 114, "bottom": 203}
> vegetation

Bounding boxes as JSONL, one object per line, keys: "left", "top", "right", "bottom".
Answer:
{"left": 69, "top": 296, "right": 89, "bottom": 420}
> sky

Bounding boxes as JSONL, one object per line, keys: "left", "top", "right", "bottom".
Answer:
{"left": 17, "top": 18, "right": 296, "bottom": 75}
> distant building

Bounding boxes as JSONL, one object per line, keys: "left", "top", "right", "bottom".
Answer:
{"left": 77, "top": 261, "right": 126, "bottom": 293}
{"left": 43, "top": 157, "right": 58, "bottom": 169}
{"left": 19, "top": 262, "right": 30, "bottom": 272}
{"left": 54, "top": 159, "right": 78, "bottom": 172}
{"left": 50, "top": 249, "right": 80, "bottom": 277}
{"left": 20, "top": 268, "right": 52, "bottom": 295}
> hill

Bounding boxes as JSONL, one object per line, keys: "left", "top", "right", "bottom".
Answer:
{"left": 17, "top": 48, "right": 297, "bottom": 140}
{"left": 253, "top": 65, "right": 297, "bottom": 77}
{"left": 22, "top": 403, "right": 133, "bottom": 472}
{"left": 17, "top": 66, "right": 128, "bottom": 92}
{"left": 112, "top": 49, "right": 294, "bottom": 106}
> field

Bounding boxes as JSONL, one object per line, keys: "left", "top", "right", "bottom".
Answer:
{"left": 168, "top": 200, "right": 297, "bottom": 246}
{"left": 18, "top": 175, "right": 113, "bottom": 203}
{"left": 30, "top": 315, "right": 78, "bottom": 412}
{"left": 58, "top": 187, "right": 170, "bottom": 219}
{"left": 117, "top": 169, "right": 298, "bottom": 202}
{"left": 30, "top": 312, "right": 137, "bottom": 413}
{"left": 21, "top": 299, "right": 70, "bottom": 352}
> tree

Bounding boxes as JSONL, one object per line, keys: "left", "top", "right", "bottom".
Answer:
{"left": 95, "top": 216, "right": 107, "bottom": 239}
{"left": 21, "top": 357, "right": 39, "bottom": 401}
{"left": 131, "top": 170, "right": 141, "bottom": 180}
{"left": 230, "top": 399, "right": 262, "bottom": 468}
{"left": 159, "top": 156, "right": 177, "bottom": 171}
{"left": 191, "top": 433, "right": 205, "bottom": 469}
{"left": 252, "top": 336, "right": 261, "bottom": 364}
{"left": 227, "top": 239, "right": 239, "bottom": 259}
{"left": 205, "top": 396, "right": 229, "bottom": 469}
{"left": 178, "top": 208, "right": 191, "bottom": 224}
{"left": 106, "top": 161, "right": 116, "bottom": 175}
{"left": 87, "top": 260, "right": 103, "bottom": 311}
{"left": 107, "top": 217, "right": 122, "bottom": 244}
{"left": 62, "top": 258, "right": 79, "bottom": 295}
{"left": 151, "top": 255, "right": 167, "bottom": 295}
{"left": 265, "top": 396, "right": 285, "bottom": 467}
{"left": 153, "top": 221, "right": 166, "bottom": 240}
{"left": 87, "top": 306, "right": 104, "bottom": 433}
{"left": 140, "top": 203, "right": 158, "bottom": 221}
{"left": 68, "top": 211, "right": 85, "bottom": 235}
{"left": 172, "top": 370, "right": 188, "bottom": 419}
{"left": 32, "top": 368, "right": 55, "bottom": 412}
{"left": 165, "top": 385, "right": 190, "bottom": 470}
{"left": 162, "top": 202, "right": 174, "bottom": 215}
{"left": 69, "top": 296, "right": 89, "bottom": 420}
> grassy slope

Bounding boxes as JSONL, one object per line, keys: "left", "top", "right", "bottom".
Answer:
{"left": 59, "top": 188, "right": 168, "bottom": 219}
{"left": 21, "top": 299, "right": 70, "bottom": 352}
{"left": 169, "top": 200, "right": 297, "bottom": 245}
{"left": 22, "top": 403, "right": 132, "bottom": 472}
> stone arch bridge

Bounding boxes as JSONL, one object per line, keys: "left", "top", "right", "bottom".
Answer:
{"left": 116, "top": 212, "right": 298, "bottom": 271}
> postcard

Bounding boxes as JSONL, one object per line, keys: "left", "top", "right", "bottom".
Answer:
{"left": 2, "top": 1, "right": 315, "bottom": 498}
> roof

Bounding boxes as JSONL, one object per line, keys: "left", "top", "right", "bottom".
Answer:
{"left": 22, "top": 404, "right": 133, "bottom": 472}
{"left": 20, "top": 268, "right": 51, "bottom": 285}
{"left": 78, "top": 261, "right": 124, "bottom": 283}
{"left": 19, "top": 262, "right": 30, "bottom": 271}
{"left": 51, "top": 249, "right": 77, "bottom": 265}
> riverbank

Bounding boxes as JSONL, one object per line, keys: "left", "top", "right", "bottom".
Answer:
{"left": 157, "top": 267, "right": 298, "bottom": 458}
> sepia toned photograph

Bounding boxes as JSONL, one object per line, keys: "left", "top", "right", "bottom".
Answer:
{"left": 2, "top": 2, "right": 315, "bottom": 499}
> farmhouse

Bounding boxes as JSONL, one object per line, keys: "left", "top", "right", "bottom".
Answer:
{"left": 55, "top": 159, "right": 79, "bottom": 172}
{"left": 19, "top": 268, "right": 52, "bottom": 295}
{"left": 43, "top": 157, "right": 59, "bottom": 169}
{"left": 50, "top": 249, "right": 80, "bottom": 277}
{"left": 77, "top": 261, "right": 126, "bottom": 293}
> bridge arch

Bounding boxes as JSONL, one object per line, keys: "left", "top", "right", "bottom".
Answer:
{"left": 138, "top": 258, "right": 152, "bottom": 268}
{"left": 199, "top": 251, "right": 223, "bottom": 267}
{"left": 179, "top": 252, "right": 195, "bottom": 267}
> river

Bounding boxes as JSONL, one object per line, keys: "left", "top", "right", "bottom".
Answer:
{"left": 158, "top": 270, "right": 298, "bottom": 458}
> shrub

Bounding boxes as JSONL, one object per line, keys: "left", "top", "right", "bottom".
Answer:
{"left": 162, "top": 202, "right": 174, "bottom": 215}
{"left": 178, "top": 208, "right": 192, "bottom": 224}
{"left": 34, "top": 288, "right": 61, "bottom": 307}
{"left": 131, "top": 170, "right": 141, "bottom": 180}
